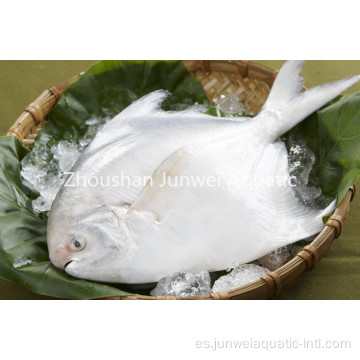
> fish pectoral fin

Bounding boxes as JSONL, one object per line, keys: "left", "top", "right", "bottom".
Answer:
{"left": 126, "top": 145, "right": 206, "bottom": 222}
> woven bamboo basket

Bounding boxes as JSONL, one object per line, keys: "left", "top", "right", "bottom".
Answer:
{"left": 7, "top": 60, "right": 356, "bottom": 300}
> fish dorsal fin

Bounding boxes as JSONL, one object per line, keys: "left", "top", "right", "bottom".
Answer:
{"left": 257, "top": 60, "right": 360, "bottom": 143}
{"left": 115, "top": 90, "right": 169, "bottom": 120}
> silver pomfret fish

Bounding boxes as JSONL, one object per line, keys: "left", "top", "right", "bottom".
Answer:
{"left": 47, "top": 61, "right": 360, "bottom": 283}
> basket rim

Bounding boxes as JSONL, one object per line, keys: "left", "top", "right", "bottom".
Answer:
{"left": 5, "top": 60, "right": 355, "bottom": 300}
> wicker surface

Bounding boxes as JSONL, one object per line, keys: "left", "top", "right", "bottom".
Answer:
{"left": 7, "top": 73, "right": 83, "bottom": 146}
{"left": 6, "top": 60, "right": 356, "bottom": 300}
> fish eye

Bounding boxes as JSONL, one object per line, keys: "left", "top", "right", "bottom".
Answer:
{"left": 70, "top": 236, "right": 87, "bottom": 251}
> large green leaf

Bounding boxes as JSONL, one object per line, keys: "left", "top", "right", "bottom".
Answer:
{"left": 0, "top": 136, "right": 135, "bottom": 299}
{"left": 0, "top": 60, "right": 208, "bottom": 299}
{"left": 40, "top": 60, "right": 208, "bottom": 143}
{"left": 286, "top": 92, "right": 360, "bottom": 203}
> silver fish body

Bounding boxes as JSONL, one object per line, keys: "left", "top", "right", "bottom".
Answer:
{"left": 47, "top": 61, "right": 360, "bottom": 283}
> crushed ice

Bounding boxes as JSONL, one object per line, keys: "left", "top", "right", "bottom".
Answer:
{"left": 13, "top": 257, "right": 34, "bottom": 268}
{"left": 20, "top": 117, "right": 110, "bottom": 213}
{"left": 287, "top": 136, "right": 330, "bottom": 208}
{"left": 212, "top": 264, "right": 269, "bottom": 293}
{"left": 149, "top": 241, "right": 320, "bottom": 296}
{"left": 150, "top": 270, "right": 212, "bottom": 297}
{"left": 258, "top": 246, "right": 291, "bottom": 271}
{"left": 150, "top": 263, "right": 272, "bottom": 297}
{"left": 215, "top": 93, "right": 245, "bottom": 115}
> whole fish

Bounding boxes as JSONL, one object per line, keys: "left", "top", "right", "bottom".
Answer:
{"left": 47, "top": 61, "right": 360, "bottom": 283}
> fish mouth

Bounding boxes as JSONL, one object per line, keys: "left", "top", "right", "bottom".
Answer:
{"left": 64, "top": 260, "right": 73, "bottom": 270}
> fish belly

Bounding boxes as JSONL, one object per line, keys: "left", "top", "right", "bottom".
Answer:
{"left": 115, "top": 141, "right": 325, "bottom": 283}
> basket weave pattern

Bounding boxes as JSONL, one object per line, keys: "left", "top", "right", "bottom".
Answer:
{"left": 6, "top": 60, "right": 356, "bottom": 300}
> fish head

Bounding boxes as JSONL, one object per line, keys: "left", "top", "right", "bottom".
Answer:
{"left": 47, "top": 204, "right": 131, "bottom": 281}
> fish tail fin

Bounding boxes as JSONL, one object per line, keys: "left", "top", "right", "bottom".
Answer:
{"left": 258, "top": 60, "right": 360, "bottom": 142}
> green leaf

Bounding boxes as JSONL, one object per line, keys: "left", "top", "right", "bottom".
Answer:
{"left": 40, "top": 60, "right": 208, "bottom": 143}
{"left": 0, "top": 60, "right": 208, "bottom": 299}
{"left": 0, "top": 136, "right": 134, "bottom": 299}
{"left": 286, "top": 92, "right": 360, "bottom": 203}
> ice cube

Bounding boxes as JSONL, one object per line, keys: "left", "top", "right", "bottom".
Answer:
{"left": 20, "top": 116, "right": 112, "bottom": 214}
{"left": 79, "top": 136, "right": 91, "bottom": 148}
{"left": 287, "top": 136, "right": 330, "bottom": 208}
{"left": 85, "top": 118, "right": 101, "bottom": 126}
{"left": 258, "top": 246, "right": 291, "bottom": 271}
{"left": 13, "top": 257, "right": 34, "bottom": 269}
{"left": 21, "top": 163, "right": 47, "bottom": 191}
{"left": 150, "top": 271, "right": 212, "bottom": 297}
{"left": 53, "top": 140, "right": 82, "bottom": 172}
{"left": 290, "top": 244, "right": 306, "bottom": 258}
{"left": 21, "top": 140, "right": 73, "bottom": 213}
{"left": 217, "top": 93, "right": 245, "bottom": 114}
{"left": 288, "top": 141, "right": 316, "bottom": 186}
{"left": 226, "top": 262, "right": 240, "bottom": 272}
{"left": 289, "top": 236, "right": 317, "bottom": 258}
{"left": 212, "top": 264, "right": 269, "bottom": 292}
{"left": 32, "top": 195, "right": 51, "bottom": 213}
{"left": 79, "top": 127, "right": 98, "bottom": 147}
